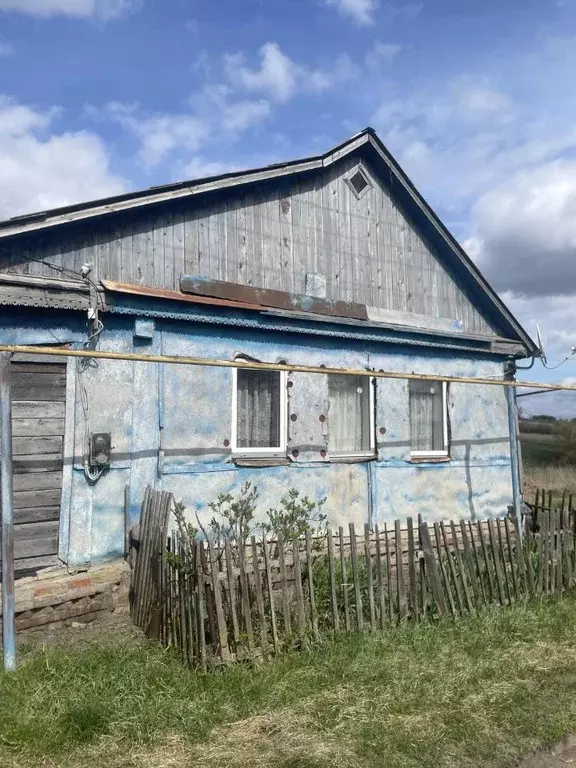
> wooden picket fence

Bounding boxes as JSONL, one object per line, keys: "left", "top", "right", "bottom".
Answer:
{"left": 130, "top": 489, "right": 576, "bottom": 670}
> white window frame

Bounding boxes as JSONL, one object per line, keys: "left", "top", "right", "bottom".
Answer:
{"left": 231, "top": 367, "right": 288, "bottom": 458}
{"left": 329, "top": 375, "right": 377, "bottom": 460}
{"left": 409, "top": 380, "right": 450, "bottom": 459}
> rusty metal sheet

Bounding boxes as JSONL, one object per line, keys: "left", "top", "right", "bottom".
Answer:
{"left": 179, "top": 276, "right": 369, "bottom": 322}
{"left": 101, "top": 280, "right": 263, "bottom": 312}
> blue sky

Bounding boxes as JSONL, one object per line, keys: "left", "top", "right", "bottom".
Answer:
{"left": 1, "top": 0, "right": 576, "bottom": 413}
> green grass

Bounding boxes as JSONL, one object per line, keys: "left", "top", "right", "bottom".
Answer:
{"left": 4, "top": 599, "right": 576, "bottom": 767}
{"left": 521, "top": 433, "right": 565, "bottom": 467}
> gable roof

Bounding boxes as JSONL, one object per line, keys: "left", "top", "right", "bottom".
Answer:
{"left": 0, "top": 128, "right": 537, "bottom": 354}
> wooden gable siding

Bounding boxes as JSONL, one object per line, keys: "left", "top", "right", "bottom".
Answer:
{"left": 0, "top": 155, "right": 499, "bottom": 337}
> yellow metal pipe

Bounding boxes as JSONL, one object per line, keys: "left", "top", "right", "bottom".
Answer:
{"left": 0, "top": 343, "right": 572, "bottom": 392}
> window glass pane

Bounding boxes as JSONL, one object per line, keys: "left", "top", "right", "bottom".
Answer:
{"left": 328, "top": 374, "right": 372, "bottom": 454}
{"left": 236, "top": 370, "right": 281, "bottom": 448}
{"left": 409, "top": 380, "right": 445, "bottom": 452}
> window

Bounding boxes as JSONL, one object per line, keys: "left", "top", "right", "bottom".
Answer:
{"left": 409, "top": 380, "right": 449, "bottom": 457}
{"left": 345, "top": 166, "right": 371, "bottom": 199}
{"left": 328, "top": 375, "right": 375, "bottom": 457}
{"left": 232, "top": 368, "right": 287, "bottom": 455}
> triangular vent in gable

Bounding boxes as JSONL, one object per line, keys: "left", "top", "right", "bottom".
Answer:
{"left": 346, "top": 166, "right": 371, "bottom": 199}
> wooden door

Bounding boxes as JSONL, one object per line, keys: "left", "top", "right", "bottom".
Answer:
{"left": 3, "top": 358, "right": 67, "bottom": 575}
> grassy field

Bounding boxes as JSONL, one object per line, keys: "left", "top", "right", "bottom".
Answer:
{"left": 2, "top": 600, "right": 576, "bottom": 768}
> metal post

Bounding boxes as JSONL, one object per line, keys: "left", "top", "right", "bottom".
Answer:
{"left": 0, "top": 352, "right": 15, "bottom": 671}
{"left": 506, "top": 373, "right": 523, "bottom": 540}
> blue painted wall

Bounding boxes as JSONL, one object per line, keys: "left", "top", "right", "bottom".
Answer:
{"left": 0, "top": 305, "right": 514, "bottom": 567}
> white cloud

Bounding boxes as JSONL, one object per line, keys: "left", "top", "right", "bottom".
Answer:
{"left": 104, "top": 101, "right": 209, "bottom": 167}
{"left": 0, "top": 96, "right": 126, "bottom": 220}
{"left": 224, "top": 43, "right": 358, "bottom": 104}
{"left": 466, "top": 160, "right": 576, "bottom": 299}
{"left": 326, "top": 0, "right": 376, "bottom": 25}
{"left": 0, "top": 0, "right": 139, "bottom": 20}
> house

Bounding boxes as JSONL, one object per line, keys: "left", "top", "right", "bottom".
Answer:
{"left": 0, "top": 128, "right": 536, "bottom": 576}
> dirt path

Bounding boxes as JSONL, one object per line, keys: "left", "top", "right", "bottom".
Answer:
{"left": 519, "top": 735, "right": 576, "bottom": 767}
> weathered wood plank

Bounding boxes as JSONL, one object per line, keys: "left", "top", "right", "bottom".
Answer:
{"left": 277, "top": 532, "right": 291, "bottom": 636}
{"left": 487, "top": 519, "right": 505, "bottom": 605}
{"left": 11, "top": 372, "right": 67, "bottom": 401}
{"left": 13, "top": 506, "right": 60, "bottom": 525}
{"left": 262, "top": 536, "right": 279, "bottom": 654}
{"left": 440, "top": 521, "right": 464, "bottom": 615}
{"left": 11, "top": 418, "right": 65, "bottom": 437}
{"left": 305, "top": 530, "right": 319, "bottom": 639}
{"left": 13, "top": 436, "right": 63, "bottom": 456}
{"left": 364, "top": 523, "right": 376, "bottom": 630}
{"left": 407, "top": 517, "right": 418, "bottom": 620}
{"left": 12, "top": 488, "right": 61, "bottom": 509}
{"left": 327, "top": 528, "right": 339, "bottom": 631}
{"left": 251, "top": 536, "right": 268, "bottom": 655}
{"left": 395, "top": 519, "right": 407, "bottom": 621}
{"left": 224, "top": 539, "right": 240, "bottom": 648}
{"left": 420, "top": 522, "right": 447, "bottom": 617}
{"left": 13, "top": 471, "right": 62, "bottom": 492}
{"left": 11, "top": 401, "right": 65, "bottom": 420}
{"left": 374, "top": 524, "right": 386, "bottom": 628}
{"left": 434, "top": 522, "right": 456, "bottom": 616}
{"left": 12, "top": 454, "right": 63, "bottom": 473}
{"left": 349, "top": 523, "right": 363, "bottom": 631}
{"left": 292, "top": 537, "right": 308, "bottom": 646}
{"left": 339, "top": 526, "right": 351, "bottom": 632}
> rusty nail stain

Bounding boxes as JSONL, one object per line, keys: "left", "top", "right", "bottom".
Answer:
{"left": 287, "top": 380, "right": 294, "bottom": 388}
{"left": 292, "top": 449, "right": 299, "bottom": 458}
{"left": 379, "top": 427, "right": 386, "bottom": 435}
{"left": 223, "top": 439, "right": 230, "bottom": 447}
{"left": 319, "top": 414, "right": 326, "bottom": 423}
{"left": 290, "top": 413, "right": 297, "bottom": 422}
{"left": 320, "top": 449, "right": 327, "bottom": 458}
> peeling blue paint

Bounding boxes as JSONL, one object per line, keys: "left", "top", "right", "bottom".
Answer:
{"left": 0, "top": 302, "right": 516, "bottom": 567}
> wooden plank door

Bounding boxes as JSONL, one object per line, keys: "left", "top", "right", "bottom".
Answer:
{"left": 1, "top": 358, "right": 67, "bottom": 575}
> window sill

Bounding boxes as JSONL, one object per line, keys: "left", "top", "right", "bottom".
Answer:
{"left": 409, "top": 455, "right": 451, "bottom": 464}
{"left": 330, "top": 454, "right": 376, "bottom": 464}
{"left": 233, "top": 457, "right": 290, "bottom": 468}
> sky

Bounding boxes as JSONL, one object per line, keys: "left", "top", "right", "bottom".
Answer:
{"left": 1, "top": 0, "right": 576, "bottom": 415}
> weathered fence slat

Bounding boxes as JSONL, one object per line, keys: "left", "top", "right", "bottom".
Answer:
{"left": 418, "top": 513, "right": 427, "bottom": 616}
{"left": 196, "top": 541, "right": 207, "bottom": 672}
{"left": 327, "top": 529, "right": 339, "bottom": 632}
{"left": 277, "top": 532, "right": 291, "bottom": 636}
{"left": 305, "top": 530, "right": 319, "bottom": 639}
{"left": 434, "top": 522, "right": 455, "bottom": 616}
{"left": 504, "top": 518, "right": 519, "bottom": 602}
{"left": 487, "top": 519, "right": 505, "bottom": 606}
{"left": 339, "top": 526, "right": 351, "bottom": 632}
{"left": 364, "top": 523, "right": 376, "bottom": 631}
{"left": 349, "top": 523, "right": 363, "bottom": 631}
{"left": 450, "top": 520, "right": 474, "bottom": 615}
{"left": 420, "top": 522, "right": 447, "bottom": 617}
{"left": 441, "top": 521, "right": 464, "bottom": 615}
{"left": 477, "top": 520, "right": 495, "bottom": 605}
{"left": 407, "top": 517, "right": 418, "bottom": 621}
{"left": 395, "top": 519, "right": 407, "bottom": 621}
{"left": 292, "top": 537, "right": 308, "bottom": 646}
{"left": 460, "top": 519, "right": 480, "bottom": 606}
{"left": 262, "top": 536, "right": 279, "bottom": 655}
{"left": 251, "top": 536, "right": 268, "bottom": 656}
{"left": 374, "top": 524, "right": 386, "bottom": 629}
{"left": 384, "top": 522, "right": 394, "bottom": 623}
{"left": 224, "top": 538, "right": 240, "bottom": 648}
{"left": 468, "top": 520, "right": 487, "bottom": 607}
{"left": 207, "top": 539, "right": 230, "bottom": 663}
{"left": 237, "top": 543, "right": 254, "bottom": 654}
